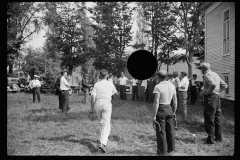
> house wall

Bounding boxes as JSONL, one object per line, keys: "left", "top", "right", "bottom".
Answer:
{"left": 205, "top": 2, "right": 235, "bottom": 101}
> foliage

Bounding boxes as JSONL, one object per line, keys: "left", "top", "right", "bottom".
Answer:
{"left": 40, "top": 71, "right": 56, "bottom": 94}
{"left": 171, "top": 2, "right": 205, "bottom": 77}
{"left": 89, "top": 2, "right": 135, "bottom": 76}
{"left": 44, "top": 2, "right": 93, "bottom": 75}
{"left": 7, "top": 2, "right": 46, "bottom": 74}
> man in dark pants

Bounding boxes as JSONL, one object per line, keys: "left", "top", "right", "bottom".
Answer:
{"left": 60, "top": 70, "right": 71, "bottom": 113}
{"left": 130, "top": 78, "right": 138, "bottom": 101}
{"left": 190, "top": 74, "right": 198, "bottom": 105}
{"left": 82, "top": 74, "right": 92, "bottom": 104}
{"left": 152, "top": 70, "right": 177, "bottom": 156}
{"left": 198, "top": 63, "right": 228, "bottom": 144}
{"left": 29, "top": 75, "right": 41, "bottom": 103}
{"left": 55, "top": 71, "right": 64, "bottom": 110}
{"left": 118, "top": 72, "right": 128, "bottom": 100}
{"left": 148, "top": 77, "right": 155, "bottom": 103}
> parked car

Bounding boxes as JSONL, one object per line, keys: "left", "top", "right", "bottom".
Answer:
{"left": 7, "top": 74, "right": 19, "bottom": 88}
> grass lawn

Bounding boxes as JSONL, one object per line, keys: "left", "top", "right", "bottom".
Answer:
{"left": 7, "top": 92, "right": 234, "bottom": 156}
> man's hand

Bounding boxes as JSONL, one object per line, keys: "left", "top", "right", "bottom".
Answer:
{"left": 199, "top": 90, "right": 206, "bottom": 96}
{"left": 152, "top": 116, "right": 156, "bottom": 122}
{"left": 180, "top": 86, "right": 185, "bottom": 89}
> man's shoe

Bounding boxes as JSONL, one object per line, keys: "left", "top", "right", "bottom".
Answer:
{"left": 98, "top": 143, "right": 106, "bottom": 153}
{"left": 205, "top": 140, "right": 214, "bottom": 144}
{"left": 214, "top": 138, "right": 223, "bottom": 142}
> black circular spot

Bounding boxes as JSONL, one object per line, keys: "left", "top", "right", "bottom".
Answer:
{"left": 127, "top": 50, "right": 157, "bottom": 80}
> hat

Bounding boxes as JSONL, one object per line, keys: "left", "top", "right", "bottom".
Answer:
{"left": 173, "top": 71, "right": 178, "bottom": 76}
{"left": 181, "top": 71, "right": 187, "bottom": 76}
{"left": 61, "top": 69, "right": 68, "bottom": 75}
{"left": 168, "top": 72, "right": 173, "bottom": 76}
{"left": 198, "top": 63, "right": 210, "bottom": 70}
{"left": 157, "top": 70, "right": 168, "bottom": 78}
{"left": 34, "top": 75, "right": 39, "bottom": 78}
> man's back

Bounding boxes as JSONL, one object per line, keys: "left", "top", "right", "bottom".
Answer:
{"left": 92, "top": 79, "right": 117, "bottom": 99}
{"left": 154, "top": 81, "right": 176, "bottom": 104}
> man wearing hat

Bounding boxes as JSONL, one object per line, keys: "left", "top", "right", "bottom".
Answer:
{"left": 152, "top": 70, "right": 177, "bottom": 156}
{"left": 118, "top": 72, "right": 128, "bottom": 100}
{"left": 90, "top": 69, "right": 118, "bottom": 153}
{"left": 198, "top": 63, "right": 228, "bottom": 144}
{"left": 82, "top": 73, "right": 92, "bottom": 104}
{"left": 29, "top": 75, "right": 41, "bottom": 103}
{"left": 178, "top": 71, "right": 189, "bottom": 124}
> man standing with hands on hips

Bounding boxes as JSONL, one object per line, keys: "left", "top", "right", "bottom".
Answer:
{"left": 118, "top": 72, "right": 128, "bottom": 100}
{"left": 198, "top": 63, "right": 228, "bottom": 144}
{"left": 60, "top": 70, "right": 71, "bottom": 113}
{"left": 152, "top": 70, "right": 177, "bottom": 156}
{"left": 29, "top": 75, "right": 41, "bottom": 103}
{"left": 90, "top": 69, "right": 118, "bottom": 153}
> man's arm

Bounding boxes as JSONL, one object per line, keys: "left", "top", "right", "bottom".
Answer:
{"left": 204, "top": 74, "right": 217, "bottom": 95}
{"left": 152, "top": 93, "right": 160, "bottom": 121}
{"left": 63, "top": 77, "right": 70, "bottom": 88}
{"left": 219, "top": 78, "right": 228, "bottom": 93}
{"left": 171, "top": 92, "right": 177, "bottom": 114}
{"left": 91, "top": 95, "right": 96, "bottom": 112}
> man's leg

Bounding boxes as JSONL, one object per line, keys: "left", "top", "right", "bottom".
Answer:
{"left": 165, "top": 116, "right": 175, "bottom": 152}
{"left": 61, "top": 91, "right": 66, "bottom": 113}
{"left": 215, "top": 97, "right": 223, "bottom": 141}
{"left": 65, "top": 90, "right": 70, "bottom": 111}
{"left": 32, "top": 88, "right": 36, "bottom": 103}
{"left": 156, "top": 118, "right": 167, "bottom": 155}
{"left": 119, "top": 85, "right": 123, "bottom": 99}
{"left": 204, "top": 94, "right": 218, "bottom": 144}
{"left": 193, "top": 88, "right": 197, "bottom": 104}
{"left": 58, "top": 92, "right": 62, "bottom": 110}
{"left": 36, "top": 87, "right": 41, "bottom": 102}
{"left": 178, "top": 91, "right": 183, "bottom": 118}
{"left": 123, "top": 85, "right": 127, "bottom": 100}
{"left": 141, "top": 86, "right": 145, "bottom": 102}
{"left": 181, "top": 91, "right": 188, "bottom": 122}
{"left": 132, "top": 86, "right": 136, "bottom": 101}
{"left": 136, "top": 86, "right": 139, "bottom": 101}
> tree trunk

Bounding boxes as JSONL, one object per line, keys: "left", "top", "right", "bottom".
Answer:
{"left": 68, "top": 65, "right": 73, "bottom": 76}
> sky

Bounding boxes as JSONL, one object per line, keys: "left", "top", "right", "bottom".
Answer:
{"left": 25, "top": 2, "right": 185, "bottom": 55}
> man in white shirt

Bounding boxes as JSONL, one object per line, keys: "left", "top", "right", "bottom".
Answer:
{"left": 130, "top": 78, "right": 138, "bottom": 101}
{"left": 140, "top": 79, "right": 147, "bottom": 102}
{"left": 90, "top": 69, "right": 118, "bottom": 153}
{"left": 118, "top": 72, "right": 128, "bottom": 100}
{"left": 178, "top": 71, "right": 190, "bottom": 124}
{"left": 189, "top": 74, "right": 198, "bottom": 105}
{"left": 60, "top": 70, "right": 71, "bottom": 113}
{"left": 152, "top": 70, "right": 177, "bottom": 156}
{"left": 29, "top": 75, "right": 41, "bottom": 103}
{"left": 108, "top": 73, "right": 114, "bottom": 100}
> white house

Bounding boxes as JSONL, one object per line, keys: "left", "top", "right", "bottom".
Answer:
{"left": 199, "top": 2, "right": 235, "bottom": 101}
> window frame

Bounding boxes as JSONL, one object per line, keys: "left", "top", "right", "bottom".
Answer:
{"left": 223, "top": 8, "right": 230, "bottom": 56}
{"left": 222, "top": 74, "right": 230, "bottom": 95}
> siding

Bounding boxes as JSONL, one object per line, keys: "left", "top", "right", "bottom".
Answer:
{"left": 205, "top": 2, "right": 235, "bottom": 101}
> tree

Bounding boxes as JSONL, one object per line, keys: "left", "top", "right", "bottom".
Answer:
{"left": 171, "top": 2, "right": 205, "bottom": 77}
{"left": 7, "top": 2, "right": 46, "bottom": 74}
{"left": 40, "top": 71, "right": 56, "bottom": 94}
{"left": 89, "top": 2, "right": 134, "bottom": 76}
{"left": 44, "top": 2, "right": 92, "bottom": 75}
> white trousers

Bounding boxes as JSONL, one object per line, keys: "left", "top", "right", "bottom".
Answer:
{"left": 94, "top": 99, "right": 112, "bottom": 146}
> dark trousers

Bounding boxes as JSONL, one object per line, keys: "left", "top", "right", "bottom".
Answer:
{"left": 156, "top": 104, "right": 175, "bottom": 155}
{"left": 204, "top": 93, "right": 222, "bottom": 143}
{"left": 32, "top": 87, "right": 40, "bottom": 103}
{"left": 61, "top": 90, "right": 70, "bottom": 112}
{"left": 120, "top": 85, "right": 127, "bottom": 100}
{"left": 58, "top": 92, "right": 62, "bottom": 110}
{"left": 132, "top": 86, "right": 138, "bottom": 101}
{"left": 190, "top": 86, "right": 197, "bottom": 104}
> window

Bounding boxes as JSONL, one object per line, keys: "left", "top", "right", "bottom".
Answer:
{"left": 224, "top": 76, "right": 229, "bottom": 94}
{"left": 223, "top": 9, "right": 230, "bottom": 56}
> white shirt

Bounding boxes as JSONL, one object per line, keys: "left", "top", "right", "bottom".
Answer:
{"left": 153, "top": 81, "right": 176, "bottom": 104}
{"left": 130, "top": 79, "right": 138, "bottom": 86}
{"left": 141, "top": 80, "right": 148, "bottom": 90}
{"left": 168, "top": 78, "right": 175, "bottom": 84}
{"left": 191, "top": 79, "right": 197, "bottom": 86}
{"left": 60, "top": 76, "right": 70, "bottom": 90}
{"left": 91, "top": 79, "right": 117, "bottom": 99}
{"left": 178, "top": 76, "right": 189, "bottom": 91}
{"left": 118, "top": 76, "right": 128, "bottom": 85}
{"left": 108, "top": 77, "right": 113, "bottom": 83}
{"left": 29, "top": 79, "right": 41, "bottom": 88}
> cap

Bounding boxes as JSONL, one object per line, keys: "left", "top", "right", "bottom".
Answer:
{"left": 198, "top": 63, "right": 210, "bottom": 70}
{"left": 181, "top": 71, "right": 187, "bottom": 76}
{"left": 173, "top": 71, "right": 178, "bottom": 75}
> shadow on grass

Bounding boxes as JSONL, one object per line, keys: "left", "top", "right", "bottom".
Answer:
{"left": 38, "top": 135, "right": 98, "bottom": 154}
{"left": 108, "top": 149, "right": 156, "bottom": 156}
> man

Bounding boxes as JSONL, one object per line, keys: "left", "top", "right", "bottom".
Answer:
{"left": 136, "top": 80, "right": 142, "bottom": 102}
{"left": 148, "top": 77, "right": 155, "bottom": 103}
{"left": 118, "top": 72, "right": 128, "bottom": 100}
{"left": 189, "top": 74, "right": 198, "bottom": 105}
{"left": 178, "top": 71, "right": 189, "bottom": 124}
{"left": 167, "top": 73, "right": 175, "bottom": 84}
{"left": 60, "top": 70, "right": 71, "bottom": 113}
{"left": 140, "top": 79, "right": 147, "bottom": 102}
{"left": 82, "top": 74, "right": 92, "bottom": 104}
{"left": 108, "top": 73, "right": 114, "bottom": 100}
{"left": 90, "top": 69, "right": 118, "bottom": 153}
{"left": 55, "top": 71, "right": 64, "bottom": 111}
{"left": 29, "top": 75, "right": 41, "bottom": 103}
{"left": 198, "top": 63, "right": 228, "bottom": 144}
{"left": 152, "top": 70, "right": 177, "bottom": 156}
{"left": 130, "top": 78, "right": 138, "bottom": 101}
